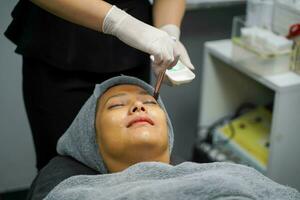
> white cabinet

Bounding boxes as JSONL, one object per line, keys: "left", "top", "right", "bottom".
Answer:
{"left": 198, "top": 39, "right": 300, "bottom": 190}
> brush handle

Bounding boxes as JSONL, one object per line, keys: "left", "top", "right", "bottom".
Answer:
{"left": 153, "top": 70, "right": 166, "bottom": 100}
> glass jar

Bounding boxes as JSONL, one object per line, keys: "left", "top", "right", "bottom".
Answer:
{"left": 290, "top": 37, "right": 300, "bottom": 74}
{"left": 288, "top": 24, "right": 300, "bottom": 75}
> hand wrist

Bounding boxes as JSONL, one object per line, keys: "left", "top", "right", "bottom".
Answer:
{"left": 159, "top": 24, "right": 180, "bottom": 40}
{"left": 102, "top": 5, "right": 127, "bottom": 35}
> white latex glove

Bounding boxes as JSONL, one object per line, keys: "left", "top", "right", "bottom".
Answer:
{"left": 102, "top": 6, "right": 180, "bottom": 69}
{"left": 159, "top": 24, "right": 195, "bottom": 70}
{"left": 152, "top": 24, "right": 195, "bottom": 85}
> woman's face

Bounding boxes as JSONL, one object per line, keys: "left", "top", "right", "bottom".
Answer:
{"left": 95, "top": 84, "right": 169, "bottom": 169}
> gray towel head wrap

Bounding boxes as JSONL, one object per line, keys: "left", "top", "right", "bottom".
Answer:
{"left": 56, "top": 75, "right": 174, "bottom": 174}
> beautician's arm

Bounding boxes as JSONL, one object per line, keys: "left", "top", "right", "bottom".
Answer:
{"left": 152, "top": 0, "right": 194, "bottom": 71}
{"left": 30, "top": 0, "right": 186, "bottom": 32}
{"left": 30, "top": 0, "right": 111, "bottom": 32}
{"left": 30, "top": 0, "right": 180, "bottom": 68}
{"left": 152, "top": 0, "right": 186, "bottom": 28}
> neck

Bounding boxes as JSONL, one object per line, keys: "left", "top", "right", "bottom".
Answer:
{"left": 104, "top": 151, "right": 170, "bottom": 173}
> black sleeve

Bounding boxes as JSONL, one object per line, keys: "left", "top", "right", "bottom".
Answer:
{"left": 26, "top": 156, "right": 98, "bottom": 200}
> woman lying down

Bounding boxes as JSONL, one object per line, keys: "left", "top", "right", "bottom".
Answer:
{"left": 43, "top": 76, "right": 299, "bottom": 200}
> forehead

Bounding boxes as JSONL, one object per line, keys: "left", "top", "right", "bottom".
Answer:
{"left": 100, "top": 84, "right": 150, "bottom": 102}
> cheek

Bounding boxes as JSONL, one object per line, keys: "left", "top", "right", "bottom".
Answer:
{"left": 98, "top": 111, "right": 127, "bottom": 147}
{"left": 149, "top": 108, "right": 168, "bottom": 135}
{"left": 150, "top": 108, "right": 167, "bottom": 124}
{"left": 102, "top": 112, "right": 124, "bottom": 126}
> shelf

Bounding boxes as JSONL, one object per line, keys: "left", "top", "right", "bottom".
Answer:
{"left": 205, "top": 39, "right": 300, "bottom": 92}
{"left": 199, "top": 39, "right": 300, "bottom": 190}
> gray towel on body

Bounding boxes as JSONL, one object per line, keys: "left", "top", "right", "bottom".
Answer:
{"left": 44, "top": 161, "right": 299, "bottom": 200}
{"left": 48, "top": 75, "right": 299, "bottom": 200}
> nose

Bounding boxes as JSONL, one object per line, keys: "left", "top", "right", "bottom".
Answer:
{"left": 129, "top": 101, "right": 146, "bottom": 114}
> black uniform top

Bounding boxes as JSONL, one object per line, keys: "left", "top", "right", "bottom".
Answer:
{"left": 5, "top": 0, "right": 152, "bottom": 73}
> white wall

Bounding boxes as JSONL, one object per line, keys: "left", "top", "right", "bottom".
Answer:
{"left": 0, "top": 0, "right": 37, "bottom": 193}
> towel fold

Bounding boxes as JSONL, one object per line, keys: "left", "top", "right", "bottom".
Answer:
{"left": 44, "top": 161, "right": 300, "bottom": 200}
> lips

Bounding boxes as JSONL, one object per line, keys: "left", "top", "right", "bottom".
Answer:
{"left": 127, "top": 116, "right": 154, "bottom": 128}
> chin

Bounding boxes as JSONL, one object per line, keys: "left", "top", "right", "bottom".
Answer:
{"left": 130, "top": 128, "right": 163, "bottom": 142}
{"left": 130, "top": 135, "right": 168, "bottom": 153}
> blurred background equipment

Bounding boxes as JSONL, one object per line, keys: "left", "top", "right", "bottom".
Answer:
{"left": 246, "top": 0, "right": 274, "bottom": 30}
{"left": 193, "top": 103, "right": 272, "bottom": 174}
{"left": 232, "top": 15, "right": 293, "bottom": 57}
{"left": 272, "top": 0, "right": 300, "bottom": 36}
{"left": 213, "top": 106, "right": 271, "bottom": 173}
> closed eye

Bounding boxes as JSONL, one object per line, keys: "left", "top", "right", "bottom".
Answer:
{"left": 108, "top": 104, "right": 124, "bottom": 109}
{"left": 143, "top": 100, "right": 157, "bottom": 105}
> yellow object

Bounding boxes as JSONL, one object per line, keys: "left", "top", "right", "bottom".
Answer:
{"left": 220, "top": 107, "right": 271, "bottom": 167}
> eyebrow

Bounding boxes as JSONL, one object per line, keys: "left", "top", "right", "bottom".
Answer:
{"left": 104, "top": 93, "right": 127, "bottom": 105}
{"left": 138, "top": 91, "right": 148, "bottom": 95}
{"left": 104, "top": 90, "right": 150, "bottom": 105}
